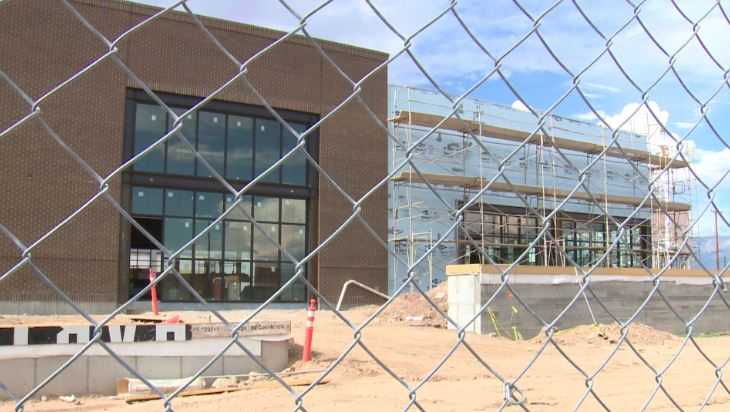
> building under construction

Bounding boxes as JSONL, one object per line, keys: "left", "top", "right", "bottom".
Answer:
{"left": 388, "top": 85, "right": 694, "bottom": 293}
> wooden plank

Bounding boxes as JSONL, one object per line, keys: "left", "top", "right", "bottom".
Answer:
{"left": 127, "top": 314, "right": 168, "bottom": 323}
{"left": 125, "top": 387, "right": 243, "bottom": 403}
{"left": 446, "top": 264, "right": 711, "bottom": 278}
{"left": 122, "top": 375, "right": 329, "bottom": 403}
{"left": 392, "top": 171, "right": 691, "bottom": 212}
{"left": 392, "top": 111, "right": 689, "bottom": 169}
{"left": 117, "top": 377, "right": 206, "bottom": 395}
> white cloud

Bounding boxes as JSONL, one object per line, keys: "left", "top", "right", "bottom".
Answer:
{"left": 582, "top": 82, "right": 622, "bottom": 94}
{"left": 692, "top": 146, "right": 730, "bottom": 188}
{"left": 587, "top": 102, "right": 729, "bottom": 237}
{"left": 510, "top": 100, "right": 529, "bottom": 112}
{"left": 573, "top": 111, "right": 605, "bottom": 122}
{"left": 579, "top": 101, "right": 703, "bottom": 162}
{"left": 673, "top": 121, "right": 696, "bottom": 130}
{"left": 599, "top": 101, "right": 669, "bottom": 137}
{"left": 573, "top": 100, "right": 678, "bottom": 146}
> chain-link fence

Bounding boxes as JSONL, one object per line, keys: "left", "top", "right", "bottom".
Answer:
{"left": 1, "top": 0, "right": 730, "bottom": 410}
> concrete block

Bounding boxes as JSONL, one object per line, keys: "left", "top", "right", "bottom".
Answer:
{"left": 450, "top": 276, "right": 478, "bottom": 305}
{"left": 181, "top": 356, "right": 224, "bottom": 378}
{"left": 0, "top": 358, "right": 35, "bottom": 401}
{"left": 136, "top": 356, "right": 181, "bottom": 380}
{"left": 87, "top": 356, "right": 137, "bottom": 395}
{"left": 223, "top": 355, "right": 261, "bottom": 375}
{"left": 260, "top": 340, "right": 290, "bottom": 372}
{"left": 457, "top": 304, "right": 478, "bottom": 333}
{"left": 36, "top": 356, "right": 88, "bottom": 397}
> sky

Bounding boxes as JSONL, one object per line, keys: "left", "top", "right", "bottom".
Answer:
{"left": 129, "top": 0, "right": 729, "bottom": 237}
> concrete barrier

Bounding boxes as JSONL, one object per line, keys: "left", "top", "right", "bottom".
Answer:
{"left": 447, "top": 264, "right": 730, "bottom": 338}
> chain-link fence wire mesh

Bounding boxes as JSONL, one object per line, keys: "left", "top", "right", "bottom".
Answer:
{"left": 1, "top": 0, "right": 730, "bottom": 410}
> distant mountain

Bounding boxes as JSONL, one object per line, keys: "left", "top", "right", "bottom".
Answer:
{"left": 689, "top": 236, "right": 730, "bottom": 270}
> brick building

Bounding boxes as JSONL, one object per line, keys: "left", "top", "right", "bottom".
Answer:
{"left": 0, "top": 0, "right": 388, "bottom": 313}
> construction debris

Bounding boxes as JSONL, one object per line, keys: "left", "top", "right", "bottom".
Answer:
{"left": 59, "top": 394, "right": 81, "bottom": 405}
{"left": 116, "top": 377, "right": 205, "bottom": 396}
{"left": 532, "top": 323, "right": 679, "bottom": 346}
{"left": 380, "top": 282, "right": 449, "bottom": 328}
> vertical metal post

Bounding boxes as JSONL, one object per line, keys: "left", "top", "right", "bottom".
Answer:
{"left": 716, "top": 209, "right": 721, "bottom": 273}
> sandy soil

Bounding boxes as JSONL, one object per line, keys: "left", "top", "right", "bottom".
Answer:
{"left": 2, "top": 302, "right": 730, "bottom": 411}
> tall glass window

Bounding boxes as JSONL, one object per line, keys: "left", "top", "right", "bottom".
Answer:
{"left": 127, "top": 95, "right": 313, "bottom": 302}
{"left": 133, "top": 104, "right": 166, "bottom": 173}
{"left": 131, "top": 101, "right": 311, "bottom": 187}
{"left": 197, "top": 112, "right": 226, "bottom": 178}
{"left": 166, "top": 109, "right": 196, "bottom": 176}
{"left": 282, "top": 123, "right": 308, "bottom": 186}
{"left": 129, "top": 186, "right": 307, "bottom": 302}
{"left": 255, "top": 119, "right": 282, "bottom": 184}
{"left": 227, "top": 115, "right": 254, "bottom": 181}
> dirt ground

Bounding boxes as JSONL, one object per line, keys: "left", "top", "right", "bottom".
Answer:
{"left": 2, "top": 300, "right": 730, "bottom": 411}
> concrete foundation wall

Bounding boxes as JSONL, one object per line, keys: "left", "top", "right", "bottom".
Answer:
{"left": 0, "top": 338, "right": 289, "bottom": 400}
{"left": 448, "top": 272, "right": 730, "bottom": 339}
{"left": 478, "top": 282, "right": 730, "bottom": 338}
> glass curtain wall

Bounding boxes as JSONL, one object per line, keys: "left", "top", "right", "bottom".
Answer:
{"left": 126, "top": 96, "right": 312, "bottom": 302}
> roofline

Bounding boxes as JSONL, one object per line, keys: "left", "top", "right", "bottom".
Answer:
{"left": 388, "top": 83, "right": 649, "bottom": 141}
{"left": 71, "top": 0, "right": 389, "bottom": 61}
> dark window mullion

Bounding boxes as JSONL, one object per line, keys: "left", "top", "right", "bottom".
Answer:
{"left": 194, "top": 112, "right": 200, "bottom": 176}
{"left": 278, "top": 195, "right": 283, "bottom": 264}
{"left": 305, "top": 123, "right": 310, "bottom": 186}
{"left": 278, "top": 121, "right": 284, "bottom": 185}
{"left": 248, "top": 194, "right": 256, "bottom": 301}
{"left": 278, "top": 195, "right": 283, "bottom": 297}
{"left": 223, "top": 114, "right": 228, "bottom": 179}
{"left": 303, "top": 198, "right": 309, "bottom": 296}
{"left": 220, "top": 205, "right": 229, "bottom": 301}
{"left": 252, "top": 118, "right": 257, "bottom": 183}
{"left": 163, "top": 110, "right": 169, "bottom": 174}
{"left": 192, "top": 191, "right": 197, "bottom": 278}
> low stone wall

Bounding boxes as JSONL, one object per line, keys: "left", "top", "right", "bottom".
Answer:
{"left": 447, "top": 265, "right": 730, "bottom": 338}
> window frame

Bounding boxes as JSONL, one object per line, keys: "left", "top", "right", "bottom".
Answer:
{"left": 457, "top": 202, "right": 651, "bottom": 268}
{"left": 121, "top": 89, "right": 319, "bottom": 303}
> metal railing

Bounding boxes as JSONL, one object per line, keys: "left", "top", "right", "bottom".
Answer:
{"left": 336, "top": 280, "right": 389, "bottom": 311}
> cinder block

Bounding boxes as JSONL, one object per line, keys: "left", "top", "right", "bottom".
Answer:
{"left": 181, "top": 356, "right": 224, "bottom": 378}
{"left": 36, "top": 356, "right": 88, "bottom": 397}
{"left": 87, "top": 356, "right": 137, "bottom": 395}
{"left": 136, "top": 356, "right": 181, "bottom": 380}
{"left": 0, "top": 358, "right": 35, "bottom": 401}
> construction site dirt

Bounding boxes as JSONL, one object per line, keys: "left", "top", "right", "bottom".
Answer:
{"left": 2, "top": 302, "right": 729, "bottom": 411}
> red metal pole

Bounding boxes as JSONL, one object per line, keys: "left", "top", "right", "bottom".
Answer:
{"left": 149, "top": 268, "right": 159, "bottom": 315}
{"left": 302, "top": 297, "right": 317, "bottom": 362}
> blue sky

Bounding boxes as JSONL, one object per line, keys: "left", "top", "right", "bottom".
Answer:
{"left": 130, "top": 0, "right": 729, "bottom": 236}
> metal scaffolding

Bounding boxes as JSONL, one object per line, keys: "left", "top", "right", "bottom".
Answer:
{"left": 388, "top": 85, "right": 695, "bottom": 293}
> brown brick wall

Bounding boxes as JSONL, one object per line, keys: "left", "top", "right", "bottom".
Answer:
{"left": 0, "top": 0, "right": 388, "bottom": 313}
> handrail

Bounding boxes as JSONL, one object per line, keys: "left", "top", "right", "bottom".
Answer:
{"left": 335, "top": 280, "right": 389, "bottom": 311}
